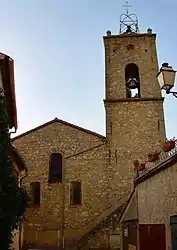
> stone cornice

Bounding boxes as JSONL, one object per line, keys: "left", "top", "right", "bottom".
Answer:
{"left": 104, "top": 97, "right": 164, "bottom": 103}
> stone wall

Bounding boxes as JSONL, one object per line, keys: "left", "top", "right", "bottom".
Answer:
{"left": 64, "top": 143, "right": 108, "bottom": 229}
{"left": 12, "top": 119, "right": 133, "bottom": 247}
{"left": 119, "top": 190, "right": 138, "bottom": 223}
{"left": 11, "top": 229, "right": 19, "bottom": 250}
{"left": 104, "top": 33, "right": 161, "bottom": 100}
{"left": 104, "top": 99, "right": 166, "bottom": 206}
{"left": 79, "top": 205, "right": 124, "bottom": 249}
{"left": 12, "top": 120, "right": 108, "bottom": 245}
{"left": 103, "top": 31, "right": 166, "bottom": 209}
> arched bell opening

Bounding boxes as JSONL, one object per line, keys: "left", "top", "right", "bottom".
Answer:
{"left": 125, "top": 63, "right": 140, "bottom": 98}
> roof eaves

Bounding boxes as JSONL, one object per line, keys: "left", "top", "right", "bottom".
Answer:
{"left": 12, "top": 118, "right": 106, "bottom": 141}
{"left": 11, "top": 144, "right": 27, "bottom": 172}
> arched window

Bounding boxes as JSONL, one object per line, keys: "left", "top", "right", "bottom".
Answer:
{"left": 125, "top": 63, "right": 140, "bottom": 98}
{"left": 48, "top": 153, "right": 63, "bottom": 183}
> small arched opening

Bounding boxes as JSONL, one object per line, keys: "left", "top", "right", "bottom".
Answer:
{"left": 125, "top": 63, "right": 140, "bottom": 98}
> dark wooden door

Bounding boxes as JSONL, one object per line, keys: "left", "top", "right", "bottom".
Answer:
{"left": 171, "top": 216, "right": 177, "bottom": 250}
{"left": 139, "top": 224, "right": 166, "bottom": 250}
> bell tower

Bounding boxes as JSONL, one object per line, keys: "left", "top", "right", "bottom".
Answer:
{"left": 103, "top": 11, "right": 166, "bottom": 160}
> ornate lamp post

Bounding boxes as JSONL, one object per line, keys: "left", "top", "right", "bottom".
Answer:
{"left": 157, "top": 63, "right": 177, "bottom": 98}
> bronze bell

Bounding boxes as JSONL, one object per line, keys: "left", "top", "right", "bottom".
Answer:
{"left": 126, "top": 25, "right": 132, "bottom": 33}
{"left": 127, "top": 78, "right": 138, "bottom": 89}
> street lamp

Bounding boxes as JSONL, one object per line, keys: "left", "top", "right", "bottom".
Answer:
{"left": 157, "top": 63, "right": 177, "bottom": 98}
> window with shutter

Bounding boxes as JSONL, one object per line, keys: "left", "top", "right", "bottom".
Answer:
{"left": 30, "top": 182, "right": 40, "bottom": 206}
{"left": 70, "top": 181, "right": 82, "bottom": 205}
{"left": 48, "top": 153, "right": 63, "bottom": 183}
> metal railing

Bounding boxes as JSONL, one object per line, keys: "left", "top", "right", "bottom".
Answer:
{"left": 135, "top": 139, "right": 177, "bottom": 178}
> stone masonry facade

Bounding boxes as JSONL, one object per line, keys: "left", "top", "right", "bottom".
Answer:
{"left": 13, "top": 28, "right": 167, "bottom": 249}
{"left": 13, "top": 119, "right": 108, "bottom": 247}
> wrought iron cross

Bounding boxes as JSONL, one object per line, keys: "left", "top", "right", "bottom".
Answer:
{"left": 123, "top": 1, "right": 132, "bottom": 14}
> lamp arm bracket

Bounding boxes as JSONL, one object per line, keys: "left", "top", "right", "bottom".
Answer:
{"left": 166, "top": 90, "right": 177, "bottom": 98}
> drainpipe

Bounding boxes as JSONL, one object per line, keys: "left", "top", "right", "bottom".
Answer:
{"left": 10, "top": 127, "right": 24, "bottom": 250}
{"left": 10, "top": 127, "right": 17, "bottom": 136}
{"left": 19, "top": 223, "right": 22, "bottom": 250}
{"left": 18, "top": 170, "right": 27, "bottom": 250}
{"left": 57, "top": 229, "right": 60, "bottom": 247}
{"left": 60, "top": 158, "right": 65, "bottom": 248}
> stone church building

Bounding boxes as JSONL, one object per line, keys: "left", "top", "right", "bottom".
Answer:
{"left": 12, "top": 12, "right": 167, "bottom": 249}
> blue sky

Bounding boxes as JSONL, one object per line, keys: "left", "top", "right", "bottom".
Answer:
{"left": 1, "top": 0, "right": 177, "bottom": 138}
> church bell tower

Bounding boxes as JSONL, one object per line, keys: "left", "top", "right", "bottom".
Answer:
{"left": 103, "top": 9, "right": 166, "bottom": 162}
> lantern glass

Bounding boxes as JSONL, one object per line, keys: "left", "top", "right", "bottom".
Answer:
{"left": 157, "top": 63, "right": 176, "bottom": 91}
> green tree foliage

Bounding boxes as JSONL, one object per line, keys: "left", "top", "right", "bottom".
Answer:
{"left": 0, "top": 92, "right": 29, "bottom": 249}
